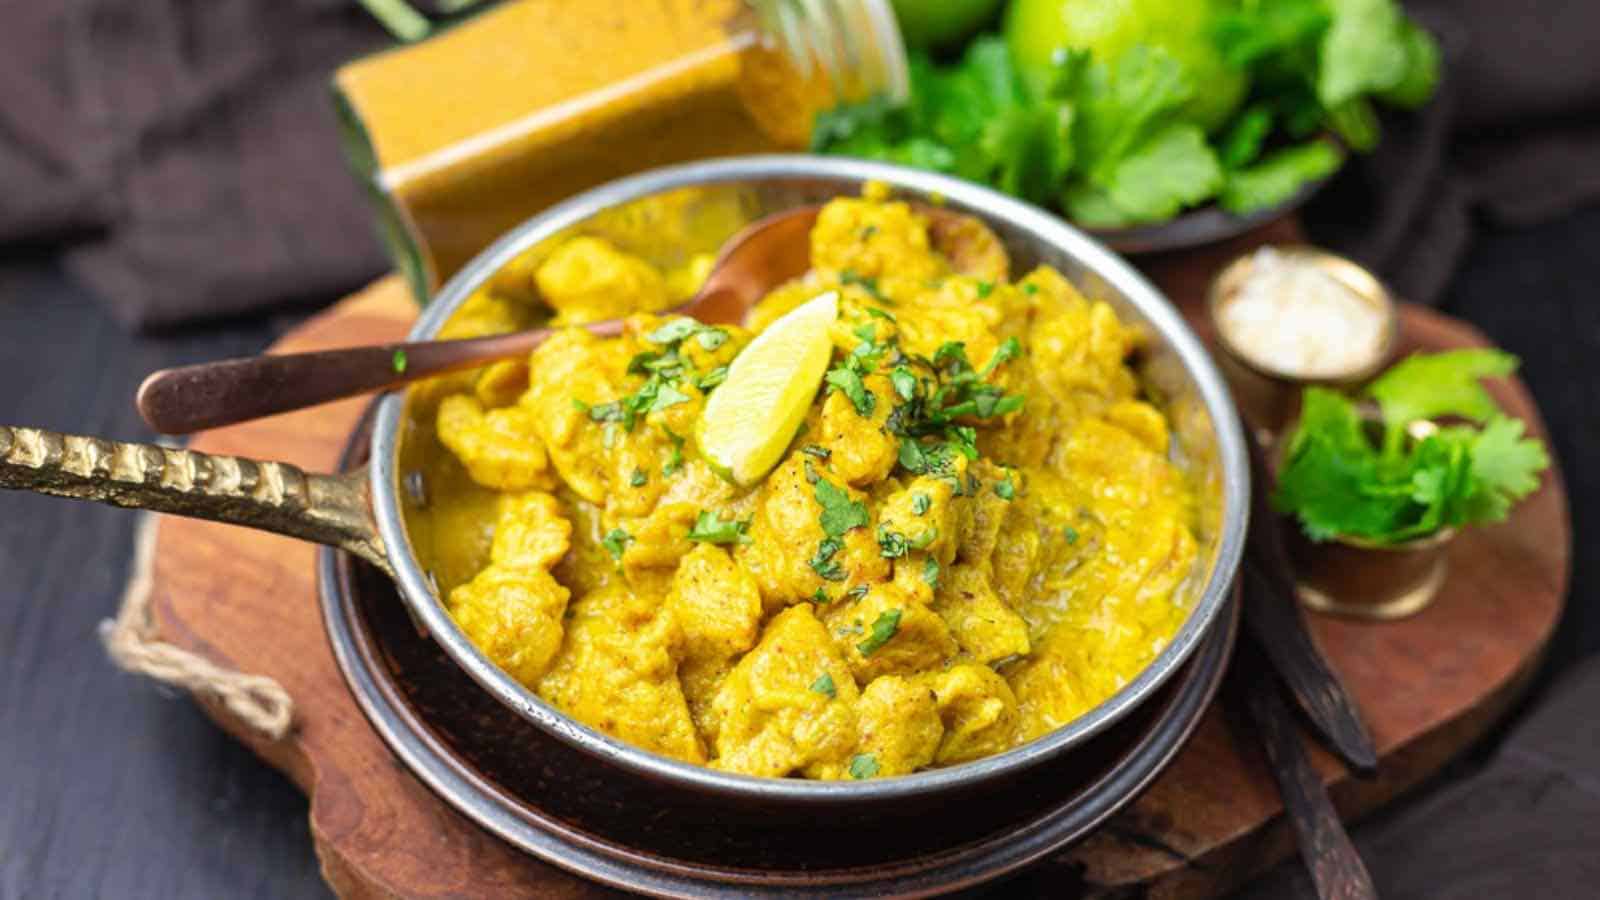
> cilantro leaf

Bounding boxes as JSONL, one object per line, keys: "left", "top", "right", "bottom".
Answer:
{"left": 1318, "top": 0, "right": 1412, "bottom": 109}
{"left": 601, "top": 528, "right": 633, "bottom": 561}
{"left": 1367, "top": 349, "right": 1518, "bottom": 436}
{"left": 808, "top": 537, "right": 846, "bottom": 581}
{"left": 810, "top": 672, "right": 837, "bottom": 699}
{"left": 922, "top": 556, "right": 940, "bottom": 587}
{"left": 814, "top": 478, "right": 869, "bottom": 537}
{"left": 1462, "top": 417, "right": 1548, "bottom": 522}
{"left": 647, "top": 318, "right": 701, "bottom": 345}
{"left": 1091, "top": 123, "right": 1224, "bottom": 227}
{"left": 687, "top": 511, "right": 750, "bottom": 545}
{"left": 856, "top": 609, "right": 902, "bottom": 657}
{"left": 825, "top": 367, "right": 876, "bottom": 417}
{"left": 1220, "top": 140, "right": 1344, "bottom": 215}
{"left": 849, "top": 753, "right": 879, "bottom": 780}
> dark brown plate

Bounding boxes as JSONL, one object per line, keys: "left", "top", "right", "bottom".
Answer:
{"left": 318, "top": 410, "right": 1240, "bottom": 897}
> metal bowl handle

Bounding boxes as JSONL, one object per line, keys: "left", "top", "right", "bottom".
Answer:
{"left": 0, "top": 425, "right": 390, "bottom": 576}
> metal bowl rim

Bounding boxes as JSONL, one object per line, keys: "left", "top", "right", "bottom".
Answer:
{"left": 371, "top": 154, "right": 1249, "bottom": 804}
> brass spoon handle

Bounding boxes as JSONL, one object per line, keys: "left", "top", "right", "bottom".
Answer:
{"left": 134, "top": 326, "right": 588, "bottom": 435}
{"left": 0, "top": 425, "right": 389, "bottom": 575}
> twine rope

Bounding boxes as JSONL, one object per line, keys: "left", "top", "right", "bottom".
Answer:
{"left": 99, "top": 513, "right": 295, "bottom": 740}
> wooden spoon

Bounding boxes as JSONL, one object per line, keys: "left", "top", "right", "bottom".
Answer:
{"left": 138, "top": 204, "right": 843, "bottom": 435}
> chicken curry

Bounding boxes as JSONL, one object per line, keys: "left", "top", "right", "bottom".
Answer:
{"left": 407, "top": 186, "right": 1199, "bottom": 780}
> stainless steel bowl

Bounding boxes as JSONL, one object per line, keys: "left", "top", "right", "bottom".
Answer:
{"left": 0, "top": 154, "right": 1247, "bottom": 812}
{"left": 371, "top": 155, "right": 1250, "bottom": 805}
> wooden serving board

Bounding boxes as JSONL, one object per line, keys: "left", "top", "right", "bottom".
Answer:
{"left": 142, "top": 220, "right": 1569, "bottom": 898}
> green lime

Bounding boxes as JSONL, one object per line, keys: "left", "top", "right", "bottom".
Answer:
{"left": 890, "top": 0, "right": 1005, "bottom": 50}
{"left": 1004, "top": 0, "right": 1247, "bottom": 133}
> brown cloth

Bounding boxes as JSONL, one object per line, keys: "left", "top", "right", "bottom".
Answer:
{"left": 0, "top": 0, "right": 389, "bottom": 331}
{"left": 0, "top": 1, "right": 1597, "bottom": 330}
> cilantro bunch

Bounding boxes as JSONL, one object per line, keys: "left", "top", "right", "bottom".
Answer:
{"left": 813, "top": 0, "right": 1439, "bottom": 227}
{"left": 1274, "top": 350, "right": 1548, "bottom": 544}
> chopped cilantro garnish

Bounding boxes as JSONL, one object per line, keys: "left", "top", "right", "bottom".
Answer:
{"left": 661, "top": 426, "right": 685, "bottom": 476}
{"left": 695, "top": 328, "right": 729, "bottom": 350}
{"left": 877, "top": 526, "right": 909, "bottom": 559}
{"left": 856, "top": 609, "right": 901, "bottom": 656}
{"left": 976, "top": 280, "right": 994, "bottom": 298}
{"left": 629, "top": 468, "right": 648, "bottom": 487}
{"left": 1023, "top": 283, "right": 1039, "bottom": 295}
{"left": 392, "top": 349, "right": 408, "bottom": 374}
{"left": 860, "top": 225, "right": 878, "bottom": 240}
{"left": 808, "top": 537, "right": 846, "bottom": 581}
{"left": 849, "top": 753, "right": 879, "bottom": 779}
{"left": 814, "top": 478, "right": 869, "bottom": 537}
{"left": 912, "top": 492, "right": 931, "bottom": 515}
{"left": 647, "top": 318, "right": 700, "bottom": 345}
{"left": 601, "top": 528, "right": 633, "bottom": 561}
{"left": 803, "top": 459, "right": 821, "bottom": 484}
{"left": 693, "top": 365, "right": 729, "bottom": 391}
{"left": 864, "top": 306, "right": 896, "bottom": 322}
{"left": 810, "top": 672, "right": 837, "bottom": 698}
{"left": 571, "top": 398, "right": 590, "bottom": 413}
{"left": 649, "top": 381, "right": 692, "bottom": 412}
{"left": 845, "top": 584, "right": 869, "bottom": 601}
{"left": 801, "top": 444, "right": 832, "bottom": 460}
{"left": 824, "top": 367, "right": 875, "bottom": 417}
{"left": 811, "top": 587, "right": 830, "bottom": 604}
{"left": 890, "top": 366, "right": 917, "bottom": 402}
{"left": 687, "top": 511, "right": 751, "bottom": 545}
{"left": 981, "top": 337, "right": 1023, "bottom": 376}
{"left": 853, "top": 322, "right": 878, "bottom": 343}
{"left": 922, "top": 556, "right": 940, "bottom": 587}
{"left": 994, "top": 477, "right": 1015, "bottom": 500}
{"left": 1064, "top": 525, "right": 1080, "bottom": 544}
{"left": 840, "top": 269, "right": 884, "bottom": 300}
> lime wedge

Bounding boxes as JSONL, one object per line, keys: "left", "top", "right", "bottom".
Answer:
{"left": 697, "top": 291, "right": 839, "bottom": 486}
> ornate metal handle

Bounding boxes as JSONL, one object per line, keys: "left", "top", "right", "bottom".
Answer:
{"left": 0, "top": 425, "right": 390, "bottom": 576}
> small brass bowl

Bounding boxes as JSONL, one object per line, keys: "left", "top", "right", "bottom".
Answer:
{"left": 1287, "top": 526, "right": 1455, "bottom": 620}
{"left": 1206, "top": 245, "right": 1399, "bottom": 442}
{"left": 1278, "top": 417, "right": 1453, "bottom": 620}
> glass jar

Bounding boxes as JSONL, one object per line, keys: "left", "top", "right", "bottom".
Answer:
{"left": 334, "top": 0, "right": 908, "bottom": 301}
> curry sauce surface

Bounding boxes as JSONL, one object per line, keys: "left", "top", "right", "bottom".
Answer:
{"left": 412, "top": 188, "right": 1198, "bottom": 779}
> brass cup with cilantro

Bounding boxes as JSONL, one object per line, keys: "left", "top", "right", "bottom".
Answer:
{"left": 1273, "top": 350, "right": 1550, "bottom": 619}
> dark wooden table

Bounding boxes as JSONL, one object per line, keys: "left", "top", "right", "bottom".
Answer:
{"left": 3, "top": 207, "right": 1598, "bottom": 898}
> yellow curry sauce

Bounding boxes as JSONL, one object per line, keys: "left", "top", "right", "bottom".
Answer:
{"left": 413, "top": 188, "right": 1199, "bottom": 779}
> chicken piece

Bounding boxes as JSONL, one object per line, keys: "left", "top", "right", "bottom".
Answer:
{"left": 535, "top": 236, "right": 673, "bottom": 324}
{"left": 1105, "top": 400, "right": 1171, "bottom": 455}
{"left": 668, "top": 544, "right": 763, "bottom": 664}
{"left": 876, "top": 475, "right": 960, "bottom": 565}
{"left": 521, "top": 330, "right": 623, "bottom": 503}
{"left": 536, "top": 585, "right": 705, "bottom": 763}
{"left": 954, "top": 459, "right": 1014, "bottom": 570}
{"left": 932, "top": 564, "right": 1030, "bottom": 665}
{"left": 825, "top": 582, "right": 957, "bottom": 683}
{"left": 489, "top": 491, "right": 572, "bottom": 571}
{"left": 709, "top": 606, "right": 861, "bottom": 777}
{"left": 817, "top": 375, "right": 898, "bottom": 486}
{"left": 810, "top": 188, "right": 946, "bottom": 288}
{"left": 1027, "top": 277, "right": 1141, "bottom": 416}
{"left": 926, "top": 210, "right": 1009, "bottom": 283}
{"left": 615, "top": 501, "right": 698, "bottom": 578}
{"left": 737, "top": 455, "right": 890, "bottom": 609}
{"left": 449, "top": 566, "right": 571, "bottom": 688}
{"left": 928, "top": 664, "right": 1020, "bottom": 764}
{"left": 851, "top": 675, "right": 943, "bottom": 777}
{"left": 436, "top": 394, "right": 556, "bottom": 492}
{"left": 439, "top": 290, "right": 528, "bottom": 340}
{"left": 474, "top": 359, "right": 529, "bottom": 409}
